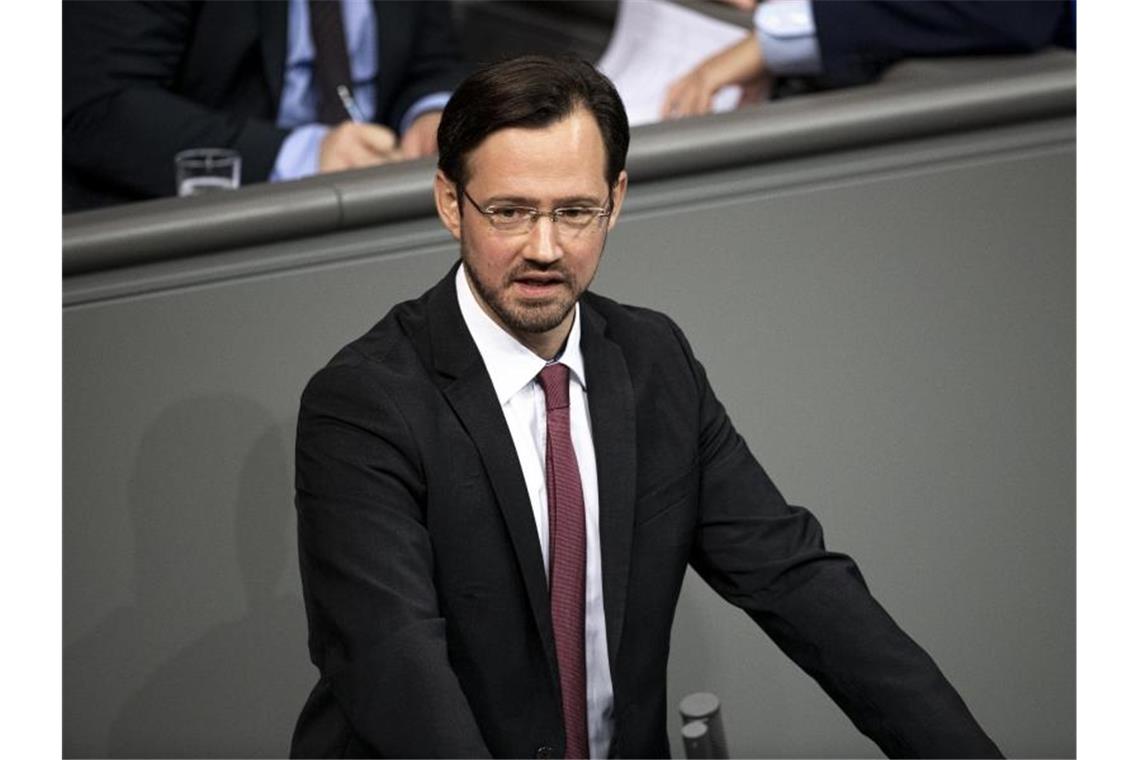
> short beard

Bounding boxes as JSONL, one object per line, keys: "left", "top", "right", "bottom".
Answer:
{"left": 461, "top": 237, "right": 585, "bottom": 336}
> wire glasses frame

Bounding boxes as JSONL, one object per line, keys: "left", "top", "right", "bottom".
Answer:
{"left": 461, "top": 187, "right": 614, "bottom": 238}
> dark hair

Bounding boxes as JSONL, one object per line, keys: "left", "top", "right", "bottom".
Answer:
{"left": 437, "top": 55, "right": 630, "bottom": 190}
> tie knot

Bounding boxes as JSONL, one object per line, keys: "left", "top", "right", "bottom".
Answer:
{"left": 537, "top": 363, "right": 571, "bottom": 411}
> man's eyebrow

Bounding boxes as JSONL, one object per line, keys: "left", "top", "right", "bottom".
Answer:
{"left": 482, "top": 194, "right": 608, "bottom": 207}
{"left": 553, "top": 195, "right": 608, "bottom": 207}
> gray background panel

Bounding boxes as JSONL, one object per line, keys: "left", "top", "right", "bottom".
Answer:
{"left": 628, "top": 146, "right": 1074, "bottom": 758}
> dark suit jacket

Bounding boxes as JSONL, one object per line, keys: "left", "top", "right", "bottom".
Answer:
{"left": 782, "top": 0, "right": 1075, "bottom": 92}
{"left": 62, "top": 1, "right": 464, "bottom": 212}
{"left": 291, "top": 265, "right": 1001, "bottom": 758}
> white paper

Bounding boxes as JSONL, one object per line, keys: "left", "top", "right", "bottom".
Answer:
{"left": 596, "top": 0, "right": 750, "bottom": 126}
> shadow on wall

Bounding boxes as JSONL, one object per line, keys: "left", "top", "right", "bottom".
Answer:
{"left": 64, "top": 396, "right": 313, "bottom": 758}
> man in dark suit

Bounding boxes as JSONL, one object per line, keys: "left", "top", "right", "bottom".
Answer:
{"left": 62, "top": 1, "right": 464, "bottom": 212}
{"left": 292, "top": 55, "right": 1002, "bottom": 758}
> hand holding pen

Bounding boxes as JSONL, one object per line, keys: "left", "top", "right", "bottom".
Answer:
{"left": 317, "top": 84, "right": 404, "bottom": 173}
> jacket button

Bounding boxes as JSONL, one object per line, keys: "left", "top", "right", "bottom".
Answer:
{"left": 535, "top": 747, "right": 555, "bottom": 759}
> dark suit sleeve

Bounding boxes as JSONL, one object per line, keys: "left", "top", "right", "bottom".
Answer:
{"left": 62, "top": 1, "right": 287, "bottom": 200}
{"left": 294, "top": 357, "right": 491, "bottom": 757}
{"left": 380, "top": 1, "right": 467, "bottom": 130}
{"left": 809, "top": 0, "right": 1074, "bottom": 86}
{"left": 666, "top": 321, "right": 1002, "bottom": 758}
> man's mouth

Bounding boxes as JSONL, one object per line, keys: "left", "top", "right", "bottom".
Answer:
{"left": 512, "top": 274, "right": 566, "bottom": 296}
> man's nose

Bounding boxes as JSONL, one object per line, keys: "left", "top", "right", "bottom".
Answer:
{"left": 523, "top": 215, "right": 562, "bottom": 263}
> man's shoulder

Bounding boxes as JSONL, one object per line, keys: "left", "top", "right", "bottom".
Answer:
{"left": 302, "top": 286, "right": 436, "bottom": 403}
{"left": 580, "top": 291, "right": 708, "bottom": 409}
{"left": 581, "top": 290, "right": 688, "bottom": 354}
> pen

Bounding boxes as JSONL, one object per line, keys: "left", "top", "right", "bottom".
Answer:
{"left": 336, "top": 84, "right": 366, "bottom": 123}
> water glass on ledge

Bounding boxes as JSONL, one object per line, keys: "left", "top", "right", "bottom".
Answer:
{"left": 175, "top": 148, "right": 241, "bottom": 197}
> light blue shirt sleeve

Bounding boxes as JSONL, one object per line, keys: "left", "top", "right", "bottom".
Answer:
{"left": 399, "top": 92, "right": 452, "bottom": 135}
{"left": 271, "top": 124, "right": 329, "bottom": 182}
{"left": 754, "top": 0, "right": 823, "bottom": 77}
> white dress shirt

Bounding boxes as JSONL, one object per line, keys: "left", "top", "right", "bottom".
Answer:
{"left": 455, "top": 264, "right": 614, "bottom": 759}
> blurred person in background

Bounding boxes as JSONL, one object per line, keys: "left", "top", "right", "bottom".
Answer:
{"left": 63, "top": 0, "right": 466, "bottom": 212}
{"left": 663, "top": 0, "right": 1076, "bottom": 118}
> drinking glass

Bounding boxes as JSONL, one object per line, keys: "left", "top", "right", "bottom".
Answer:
{"left": 175, "top": 148, "right": 241, "bottom": 196}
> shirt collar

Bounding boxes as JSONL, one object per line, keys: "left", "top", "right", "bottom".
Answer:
{"left": 455, "top": 264, "right": 587, "bottom": 405}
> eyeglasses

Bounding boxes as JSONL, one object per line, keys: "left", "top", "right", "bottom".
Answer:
{"left": 461, "top": 187, "right": 613, "bottom": 238}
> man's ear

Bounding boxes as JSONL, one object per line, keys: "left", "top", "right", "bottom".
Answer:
{"left": 606, "top": 170, "right": 629, "bottom": 231}
{"left": 434, "top": 170, "right": 462, "bottom": 241}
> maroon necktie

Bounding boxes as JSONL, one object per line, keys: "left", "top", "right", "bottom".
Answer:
{"left": 537, "top": 363, "right": 590, "bottom": 759}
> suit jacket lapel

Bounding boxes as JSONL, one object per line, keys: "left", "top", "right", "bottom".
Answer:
{"left": 423, "top": 268, "right": 559, "bottom": 679}
{"left": 580, "top": 297, "right": 638, "bottom": 677}
{"left": 257, "top": 0, "right": 287, "bottom": 105}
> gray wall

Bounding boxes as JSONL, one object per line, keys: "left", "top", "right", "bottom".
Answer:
{"left": 63, "top": 54, "right": 1074, "bottom": 758}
